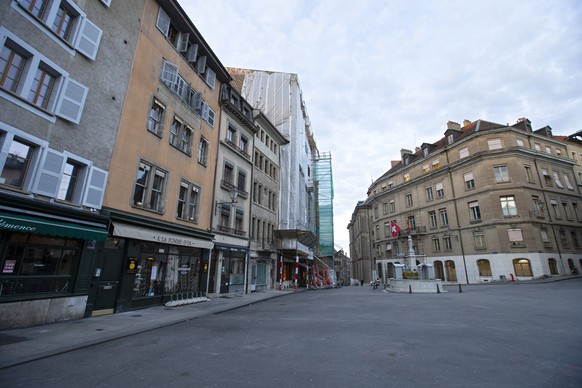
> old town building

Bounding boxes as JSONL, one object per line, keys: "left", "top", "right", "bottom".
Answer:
{"left": 349, "top": 119, "right": 582, "bottom": 285}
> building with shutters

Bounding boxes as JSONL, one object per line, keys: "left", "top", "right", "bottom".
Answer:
{"left": 0, "top": 0, "right": 141, "bottom": 329}
{"left": 349, "top": 118, "right": 582, "bottom": 286}
{"left": 95, "top": 0, "right": 231, "bottom": 315}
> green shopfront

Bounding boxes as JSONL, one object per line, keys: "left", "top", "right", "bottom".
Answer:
{"left": 0, "top": 206, "right": 108, "bottom": 330}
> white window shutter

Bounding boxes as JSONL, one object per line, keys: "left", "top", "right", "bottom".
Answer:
{"left": 161, "top": 60, "right": 178, "bottom": 87}
{"left": 201, "top": 102, "right": 209, "bottom": 120}
{"left": 189, "top": 91, "right": 201, "bottom": 111}
{"left": 196, "top": 56, "right": 207, "bottom": 73}
{"left": 156, "top": 7, "right": 170, "bottom": 36}
{"left": 205, "top": 67, "right": 216, "bottom": 88}
{"left": 177, "top": 32, "right": 189, "bottom": 52}
{"left": 186, "top": 44, "right": 198, "bottom": 63}
{"left": 82, "top": 166, "right": 108, "bottom": 209}
{"left": 75, "top": 18, "right": 102, "bottom": 60}
{"left": 55, "top": 78, "right": 89, "bottom": 124}
{"left": 32, "top": 149, "right": 66, "bottom": 198}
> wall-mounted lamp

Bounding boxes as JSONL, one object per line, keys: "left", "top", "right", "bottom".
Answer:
{"left": 215, "top": 187, "right": 238, "bottom": 214}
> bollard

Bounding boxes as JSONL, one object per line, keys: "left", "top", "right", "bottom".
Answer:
{"left": 458, "top": 284, "right": 463, "bottom": 293}
{"left": 436, "top": 284, "right": 441, "bottom": 293}
{"left": 409, "top": 285, "right": 412, "bottom": 294}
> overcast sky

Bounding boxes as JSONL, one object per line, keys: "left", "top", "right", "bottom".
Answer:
{"left": 184, "top": 0, "right": 582, "bottom": 253}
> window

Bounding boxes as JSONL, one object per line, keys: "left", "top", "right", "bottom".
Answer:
{"left": 133, "top": 161, "right": 166, "bottom": 212}
{"left": 550, "top": 199, "right": 561, "bottom": 219}
{"left": 542, "top": 169, "right": 552, "bottom": 186}
{"left": 14, "top": 0, "right": 102, "bottom": 59}
{"left": 477, "top": 259, "right": 492, "bottom": 276}
{"left": 553, "top": 172, "right": 563, "bottom": 188}
{"left": 573, "top": 202, "right": 581, "bottom": 221}
{"left": 563, "top": 174, "right": 574, "bottom": 190}
{"left": 516, "top": 139, "right": 524, "bottom": 147}
{"left": 147, "top": 98, "right": 165, "bottom": 136}
{"left": 439, "top": 208, "right": 449, "bottom": 226}
{"left": 389, "top": 200, "right": 395, "bottom": 212}
{"left": 429, "top": 211, "right": 437, "bottom": 228}
{"left": 425, "top": 186, "right": 434, "bottom": 201}
{"left": 513, "top": 259, "right": 532, "bottom": 277}
{"left": 177, "top": 180, "right": 199, "bottom": 222}
{"left": 540, "top": 228, "right": 550, "bottom": 243}
{"left": 545, "top": 145, "right": 552, "bottom": 154}
{"left": 201, "top": 102, "right": 215, "bottom": 127}
{"left": 572, "top": 231, "right": 580, "bottom": 249}
{"left": 534, "top": 143, "right": 541, "bottom": 151}
{"left": 436, "top": 182, "right": 444, "bottom": 198}
{"left": 524, "top": 165, "right": 534, "bottom": 182}
{"left": 197, "top": 137, "right": 209, "bottom": 166}
{"left": 432, "top": 237, "right": 441, "bottom": 251}
{"left": 447, "top": 134, "right": 454, "bottom": 145}
{"left": 239, "top": 135, "right": 249, "bottom": 154}
{"left": 508, "top": 228, "right": 525, "bottom": 247}
{"left": 459, "top": 147, "right": 469, "bottom": 158}
{"left": 1, "top": 138, "right": 35, "bottom": 189}
{"left": 500, "top": 195, "right": 517, "bottom": 217}
{"left": 474, "top": 232, "right": 486, "bottom": 249}
{"left": 404, "top": 173, "right": 410, "bottom": 182}
{"left": 432, "top": 160, "right": 440, "bottom": 170}
{"left": 223, "top": 163, "right": 234, "bottom": 186}
{"left": 422, "top": 164, "right": 430, "bottom": 173}
{"left": 559, "top": 229, "right": 569, "bottom": 249}
{"left": 57, "top": 159, "right": 81, "bottom": 202}
{"left": 562, "top": 201, "right": 572, "bottom": 220}
{"left": 382, "top": 202, "right": 388, "bottom": 215}
{"left": 493, "top": 165, "right": 510, "bottom": 183}
{"left": 405, "top": 193, "right": 413, "bottom": 207}
{"left": 488, "top": 138, "right": 502, "bottom": 150}
{"left": 469, "top": 201, "right": 481, "bottom": 222}
{"left": 237, "top": 170, "right": 246, "bottom": 195}
{"left": 464, "top": 172, "right": 475, "bottom": 190}
{"left": 227, "top": 125, "right": 236, "bottom": 144}
{"left": 443, "top": 235, "right": 452, "bottom": 251}
{"left": 0, "top": 28, "right": 89, "bottom": 123}
{"left": 169, "top": 117, "right": 192, "bottom": 155}
{"left": 235, "top": 209, "right": 244, "bottom": 232}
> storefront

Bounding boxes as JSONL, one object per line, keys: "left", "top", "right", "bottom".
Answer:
{"left": 212, "top": 244, "right": 248, "bottom": 295}
{"left": 0, "top": 205, "right": 108, "bottom": 329}
{"left": 85, "top": 210, "right": 214, "bottom": 315}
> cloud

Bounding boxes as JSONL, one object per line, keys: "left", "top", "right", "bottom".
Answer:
{"left": 185, "top": 0, "right": 582, "bottom": 254}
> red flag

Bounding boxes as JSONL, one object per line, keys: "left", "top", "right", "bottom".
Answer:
{"left": 390, "top": 220, "right": 401, "bottom": 238}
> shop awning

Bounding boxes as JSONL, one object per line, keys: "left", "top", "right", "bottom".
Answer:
{"left": 112, "top": 222, "right": 214, "bottom": 249}
{"left": 0, "top": 211, "right": 108, "bottom": 240}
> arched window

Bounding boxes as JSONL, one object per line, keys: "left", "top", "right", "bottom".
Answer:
{"left": 477, "top": 259, "right": 491, "bottom": 276}
{"left": 513, "top": 258, "right": 532, "bottom": 277}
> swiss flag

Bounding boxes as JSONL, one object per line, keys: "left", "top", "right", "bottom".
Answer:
{"left": 390, "top": 220, "right": 401, "bottom": 238}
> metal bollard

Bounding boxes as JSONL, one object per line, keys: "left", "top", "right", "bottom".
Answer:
{"left": 458, "top": 284, "right": 463, "bottom": 293}
{"left": 409, "top": 285, "right": 412, "bottom": 294}
{"left": 437, "top": 284, "right": 441, "bottom": 293}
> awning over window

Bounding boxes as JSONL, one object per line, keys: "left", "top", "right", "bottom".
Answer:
{"left": 112, "top": 222, "right": 214, "bottom": 249}
{"left": 0, "top": 211, "right": 108, "bottom": 240}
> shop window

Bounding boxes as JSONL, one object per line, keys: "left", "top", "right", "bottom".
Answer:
{"left": 0, "top": 235, "right": 81, "bottom": 297}
{"left": 513, "top": 258, "right": 532, "bottom": 277}
{"left": 477, "top": 259, "right": 492, "bottom": 276}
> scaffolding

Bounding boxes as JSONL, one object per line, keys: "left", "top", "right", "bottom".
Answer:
{"left": 313, "top": 152, "right": 334, "bottom": 258}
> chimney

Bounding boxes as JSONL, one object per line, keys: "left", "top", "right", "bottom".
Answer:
{"left": 400, "top": 148, "right": 413, "bottom": 158}
{"left": 447, "top": 121, "right": 461, "bottom": 131}
{"left": 463, "top": 120, "right": 471, "bottom": 127}
{"left": 391, "top": 160, "right": 399, "bottom": 168}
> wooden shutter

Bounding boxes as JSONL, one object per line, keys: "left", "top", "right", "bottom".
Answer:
{"left": 196, "top": 56, "right": 207, "bottom": 73}
{"left": 82, "top": 166, "right": 108, "bottom": 209}
{"left": 186, "top": 44, "right": 198, "bottom": 63}
{"left": 32, "top": 148, "right": 66, "bottom": 198}
{"left": 177, "top": 32, "right": 189, "bottom": 52}
{"left": 205, "top": 67, "right": 216, "bottom": 88}
{"left": 75, "top": 18, "right": 102, "bottom": 60}
{"left": 161, "top": 60, "right": 179, "bottom": 87}
{"left": 55, "top": 78, "right": 89, "bottom": 124}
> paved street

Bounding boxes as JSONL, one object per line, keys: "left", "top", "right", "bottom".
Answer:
{"left": 1, "top": 279, "right": 581, "bottom": 388}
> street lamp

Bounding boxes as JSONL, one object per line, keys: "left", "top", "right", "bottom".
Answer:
{"left": 215, "top": 187, "right": 238, "bottom": 214}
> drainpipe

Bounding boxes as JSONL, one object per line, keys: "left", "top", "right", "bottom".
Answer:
{"left": 445, "top": 149, "right": 469, "bottom": 284}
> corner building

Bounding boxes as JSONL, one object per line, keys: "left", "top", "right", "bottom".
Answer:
{"left": 0, "top": 0, "right": 141, "bottom": 328}
{"left": 350, "top": 119, "right": 582, "bottom": 285}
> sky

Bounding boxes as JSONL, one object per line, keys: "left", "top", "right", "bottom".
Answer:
{"left": 183, "top": 0, "right": 582, "bottom": 254}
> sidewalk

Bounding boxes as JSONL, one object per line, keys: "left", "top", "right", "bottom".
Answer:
{"left": 0, "top": 289, "right": 299, "bottom": 370}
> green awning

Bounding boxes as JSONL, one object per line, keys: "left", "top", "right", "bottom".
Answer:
{"left": 0, "top": 211, "right": 108, "bottom": 241}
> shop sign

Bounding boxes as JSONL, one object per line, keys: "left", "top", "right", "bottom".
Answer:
{"left": 2, "top": 260, "right": 16, "bottom": 273}
{"left": 127, "top": 257, "right": 138, "bottom": 273}
{"left": 178, "top": 265, "right": 191, "bottom": 275}
{"left": 0, "top": 218, "right": 36, "bottom": 232}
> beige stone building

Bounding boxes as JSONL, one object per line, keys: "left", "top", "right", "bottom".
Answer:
{"left": 350, "top": 118, "right": 582, "bottom": 285}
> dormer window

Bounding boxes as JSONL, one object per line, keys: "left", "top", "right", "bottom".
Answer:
{"left": 423, "top": 148, "right": 429, "bottom": 157}
{"left": 447, "top": 134, "right": 454, "bottom": 145}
